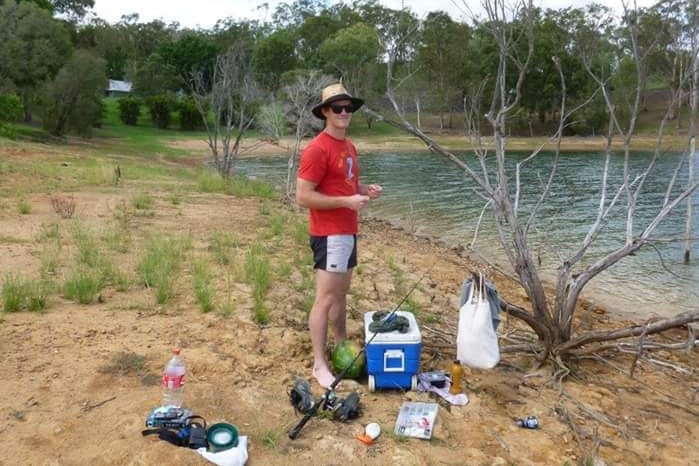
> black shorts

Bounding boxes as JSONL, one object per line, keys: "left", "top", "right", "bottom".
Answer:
{"left": 310, "top": 234, "right": 357, "bottom": 272}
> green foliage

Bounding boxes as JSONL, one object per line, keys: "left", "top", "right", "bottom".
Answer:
{"left": 208, "top": 231, "right": 238, "bottom": 266}
{"left": 138, "top": 234, "right": 186, "bottom": 304}
{"left": 192, "top": 259, "right": 214, "bottom": 313}
{"left": 131, "top": 192, "right": 153, "bottom": 210}
{"left": 317, "top": 23, "right": 380, "bottom": 88}
{"left": 117, "top": 97, "right": 142, "bottom": 125}
{"left": 145, "top": 94, "right": 175, "bottom": 129}
{"left": 245, "top": 243, "right": 271, "bottom": 324}
{"left": 41, "top": 50, "right": 107, "bottom": 136}
{"left": 197, "top": 170, "right": 276, "bottom": 199}
{"left": 0, "top": 1, "right": 72, "bottom": 121}
{"left": 0, "top": 92, "right": 22, "bottom": 138}
{"left": 256, "top": 102, "right": 287, "bottom": 141}
{"left": 252, "top": 29, "right": 298, "bottom": 91}
{"left": 71, "top": 224, "right": 100, "bottom": 268}
{"left": 2, "top": 274, "right": 48, "bottom": 312}
{"left": 177, "top": 96, "right": 201, "bottom": 131}
{"left": 131, "top": 53, "right": 179, "bottom": 96}
{"left": 158, "top": 34, "right": 220, "bottom": 87}
{"left": 62, "top": 268, "right": 103, "bottom": 304}
{"left": 17, "top": 197, "right": 31, "bottom": 214}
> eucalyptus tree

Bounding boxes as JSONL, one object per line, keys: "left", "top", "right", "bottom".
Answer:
{"left": 317, "top": 23, "right": 381, "bottom": 93}
{"left": 417, "top": 11, "right": 471, "bottom": 130}
{"left": 0, "top": 0, "right": 72, "bottom": 121}
{"left": 251, "top": 29, "right": 298, "bottom": 92}
{"left": 296, "top": 14, "right": 343, "bottom": 69}
{"left": 158, "top": 34, "right": 221, "bottom": 90}
{"left": 271, "top": 0, "right": 329, "bottom": 28}
{"left": 364, "top": 0, "right": 699, "bottom": 369}
{"left": 357, "top": 3, "right": 421, "bottom": 115}
{"left": 74, "top": 18, "right": 132, "bottom": 79}
{"left": 1, "top": 0, "right": 94, "bottom": 17}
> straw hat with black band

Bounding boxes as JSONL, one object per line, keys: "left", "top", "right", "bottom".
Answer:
{"left": 312, "top": 83, "right": 364, "bottom": 120}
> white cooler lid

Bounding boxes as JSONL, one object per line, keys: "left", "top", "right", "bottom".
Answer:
{"left": 364, "top": 310, "right": 421, "bottom": 344}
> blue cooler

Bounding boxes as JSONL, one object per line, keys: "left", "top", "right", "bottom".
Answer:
{"left": 364, "top": 311, "right": 421, "bottom": 392}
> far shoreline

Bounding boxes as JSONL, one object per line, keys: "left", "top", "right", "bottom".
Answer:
{"left": 229, "top": 133, "right": 689, "bottom": 158}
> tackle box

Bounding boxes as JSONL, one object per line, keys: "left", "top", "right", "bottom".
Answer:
{"left": 364, "top": 310, "right": 422, "bottom": 392}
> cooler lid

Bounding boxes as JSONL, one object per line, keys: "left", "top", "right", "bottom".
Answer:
{"left": 364, "top": 310, "right": 421, "bottom": 343}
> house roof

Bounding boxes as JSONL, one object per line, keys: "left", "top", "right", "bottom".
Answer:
{"left": 107, "top": 80, "right": 133, "bottom": 93}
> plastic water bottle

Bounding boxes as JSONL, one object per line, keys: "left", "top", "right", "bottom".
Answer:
{"left": 162, "top": 348, "right": 186, "bottom": 408}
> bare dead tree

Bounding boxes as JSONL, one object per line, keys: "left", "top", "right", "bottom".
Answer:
{"left": 685, "top": 1, "right": 698, "bottom": 264}
{"left": 281, "top": 71, "right": 334, "bottom": 201}
{"left": 364, "top": 0, "right": 699, "bottom": 366}
{"left": 191, "top": 42, "right": 257, "bottom": 177}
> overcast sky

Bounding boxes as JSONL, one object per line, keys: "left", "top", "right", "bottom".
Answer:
{"left": 90, "top": 0, "right": 649, "bottom": 29}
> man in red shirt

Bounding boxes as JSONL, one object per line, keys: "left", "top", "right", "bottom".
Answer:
{"left": 296, "top": 83, "right": 383, "bottom": 388}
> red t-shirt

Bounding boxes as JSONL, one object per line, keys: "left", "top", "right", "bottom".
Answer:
{"left": 298, "top": 131, "right": 360, "bottom": 236}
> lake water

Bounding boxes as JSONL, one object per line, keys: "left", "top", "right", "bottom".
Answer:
{"left": 235, "top": 149, "right": 699, "bottom": 318}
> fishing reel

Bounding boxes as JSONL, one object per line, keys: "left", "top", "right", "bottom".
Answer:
{"left": 288, "top": 378, "right": 361, "bottom": 421}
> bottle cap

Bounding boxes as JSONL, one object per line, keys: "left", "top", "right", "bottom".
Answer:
{"left": 173, "top": 348, "right": 181, "bottom": 355}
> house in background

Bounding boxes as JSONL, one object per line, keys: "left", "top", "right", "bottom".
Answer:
{"left": 106, "top": 79, "right": 133, "bottom": 97}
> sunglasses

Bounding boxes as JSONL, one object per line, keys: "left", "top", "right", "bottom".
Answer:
{"left": 328, "top": 103, "right": 355, "bottom": 114}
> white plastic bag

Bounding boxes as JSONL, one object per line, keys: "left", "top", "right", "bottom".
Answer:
{"left": 456, "top": 274, "right": 500, "bottom": 369}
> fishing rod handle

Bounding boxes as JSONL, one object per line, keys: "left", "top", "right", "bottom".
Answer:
{"left": 288, "top": 413, "right": 314, "bottom": 439}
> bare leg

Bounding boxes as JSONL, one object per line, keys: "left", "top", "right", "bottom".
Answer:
{"left": 309, "top": 269, "right": 352, "bottom": 388}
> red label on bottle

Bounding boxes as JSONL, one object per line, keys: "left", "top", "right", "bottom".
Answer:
{"left": 162, "top": 373, "right": 185, "bottom": 389}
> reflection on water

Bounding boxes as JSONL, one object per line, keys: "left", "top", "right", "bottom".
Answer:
{"left": 235, "top": 149, "right": 699, "bottom": 317}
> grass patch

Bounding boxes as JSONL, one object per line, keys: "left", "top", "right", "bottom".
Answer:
{"left": 192, "top": 259, "right": 215, "bottom": 313}
{"left": 1, "top": 275, "right": 49, "bottom": 312}
{"left": 138, "top": 234, "right": 187, "bottom": 304}
{"left": 132, "top": 192, "right": 153, "bottom": 210}
{"left": 245, "top": 243, "right": 271, "bottom": 324}
{"left": 71, "top": 224, "right": 102, "bottom": 268}
{"left": 37, "top": 221, "right": 61, "bottom": 242}
{"left": 98, "top": 351, "right": 146, "bottom": 375}
{"left": 63, "top": 268, "right": 104, "bottom": 304}
{"left": 208, "top": 231, "right": 238, "bottom": 266}
{"left": 17, "top": 198, "right": 31, "bottom": 214}
{"left": 40, "top": 242, "right": 62, "bottom": 279}
{"left": 197, "top": 170, "right": 276, "bottom": 199}
{"left": 292, "top": 219, "right": 308, "bottom": 246}
{"left": 261, "top": 429, "right": 280, "bottom": 449}
{"left": 268, "top": 213, "right": 285, "bottom": 238}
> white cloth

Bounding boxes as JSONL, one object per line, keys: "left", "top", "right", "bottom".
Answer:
{"left": 196, "top": 436, "right": 248, "bottom": 466}
{"left": 417, "top": 373, "right": 469, "bottom": 406}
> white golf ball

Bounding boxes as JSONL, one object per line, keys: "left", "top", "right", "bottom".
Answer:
{"left": 365, "top": 422, "right": 381, "bottom": 440}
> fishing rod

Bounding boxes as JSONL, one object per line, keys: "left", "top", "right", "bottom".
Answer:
{"left": 288, "top": 266, "right": 433, "bottom": 440}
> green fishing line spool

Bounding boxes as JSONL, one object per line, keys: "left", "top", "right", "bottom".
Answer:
{"left": 206, "top": 423, "right": 239, "bottom": 452}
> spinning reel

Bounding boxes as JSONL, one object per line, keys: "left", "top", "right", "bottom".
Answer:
{"left": 288, "top": 378, "right": 360, "bottom": 422}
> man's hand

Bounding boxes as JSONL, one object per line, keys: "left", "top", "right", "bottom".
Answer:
{"left": 366, "top": 184, "right": 383, "bottom": 199}
{"left": 346, "top": 194, "right": 370, "bottom": 211}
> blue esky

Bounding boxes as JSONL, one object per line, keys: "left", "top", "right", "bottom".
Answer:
{"left": 90, "top": 0, "right": 654, "bottom": 29}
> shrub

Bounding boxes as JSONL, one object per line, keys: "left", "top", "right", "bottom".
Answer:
{"left": 50, "top": 194, "right": 76, "bottom": 219}
{"left": 41, "top": 50, "right": 107, "bottom": 137}
{"left": 0, "top": 93, "right": 22, "bottom": 138}
{"left": 178, "top": 96, "right": 201, "bottom": 131}
{"left": 117, "top": 97, "right": 142, "bottom": 125}
{"left": 146, "top": 94, "right": 175, "bottom": 129}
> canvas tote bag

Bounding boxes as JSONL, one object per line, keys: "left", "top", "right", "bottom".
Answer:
{"left": 456, "top": 274, "right": 500, "bottom": 369}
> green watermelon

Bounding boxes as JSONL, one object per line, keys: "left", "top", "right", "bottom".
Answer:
{"left": 332, "top": 340, "right": 365, "bottom": 379}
